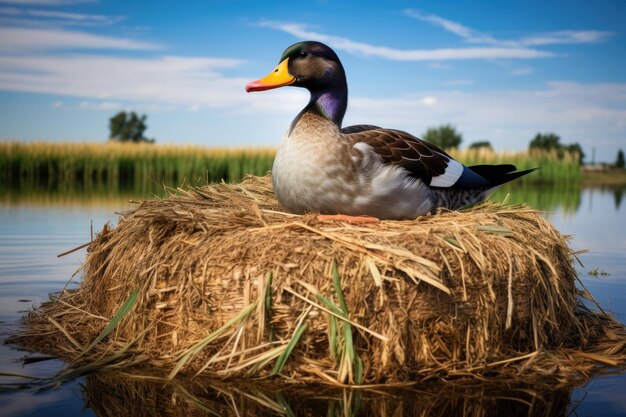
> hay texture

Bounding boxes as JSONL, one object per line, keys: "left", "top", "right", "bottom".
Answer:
{"left": 16, "top": 175, "right": 626, "bottom": 384}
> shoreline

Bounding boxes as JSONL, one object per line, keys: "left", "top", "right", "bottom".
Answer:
{"left": 582, "top": 169, "right": 626, "bottom": 187}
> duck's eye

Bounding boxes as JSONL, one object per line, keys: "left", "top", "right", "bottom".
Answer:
{"left": 299, "top": 50, "right": 308, "bottom": 58}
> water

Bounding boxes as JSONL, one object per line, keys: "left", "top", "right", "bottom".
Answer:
{"left": 0, "top": 185, "right": 625, "bottom": 416}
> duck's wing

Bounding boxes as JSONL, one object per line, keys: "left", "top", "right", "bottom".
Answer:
{"left": 341, "top": 124, "right": 382, "bottom": 134}
{"left": 346, "top": 128, "right": 491, "bottom": 188}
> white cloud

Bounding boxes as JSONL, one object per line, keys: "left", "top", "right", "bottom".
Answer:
{"left": 0, "top": 27, "right": 160, "bottom": 51}
{"left": 509, "top": 67, "right": 534, "bottom": 76}
{"left": 519, "top": 30, "right": 613, "bottom": 46}
{"left": 403, "top": 10, "right": 501, "bottom": 45}
{"left": 0, "top": 54, "right": 248, "bottom": 107}
{"left": 259, "top": 21, "right": 552, "bottom": 61}
{"left": 420, "top": 96, "right": 438, "bottom": 106}
{"left": 403, "top": 9, "right": 612, "bottom": 47}
{"left": 0, "top": 6, "right": 121, "bottom": 23}
{"left": 79, "top": 100, "right": 122, "bottom": 110}
{"left": 24, "top": 9, "right": 123, "bottom": 24}
{"left": 51, "top": 100, "right": 63, "bottom": 108}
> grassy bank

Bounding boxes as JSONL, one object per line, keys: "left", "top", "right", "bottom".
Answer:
{"left": 0, "top": 141, "right": 581, "bottom": 191}
{"left": 581, "top": 169, "right": 626, "bottom": 186}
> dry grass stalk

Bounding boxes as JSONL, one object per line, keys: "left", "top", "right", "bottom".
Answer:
{"left": 11, "top": 175, "right": 626, "bottom": 385}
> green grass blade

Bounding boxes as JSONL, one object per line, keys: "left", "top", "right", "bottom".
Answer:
{"left": 331, "top": 262, "right": 348, "bottom": 315}
{"left": 315, "top": 294, "right": 345, "bottom": 317}
{"left": 169, "top": 302, "right": 257, "bottom": 379}
{"left": 274, "top": 392, "right": 296, "bottom": 417}
{"left": 264, "top": 272, "right": 273, "bottom": 314}
{"left": 81, "top": 288, "right": 138, "bottom": 355}
{"left": 476, "top": 224, "right": 513, "bottom": 236}
{"left": 443, "top": 236, "right": 462, "bottom": 248}
{"left": 354, "top": 356, "right": 363, "bottom": 385}
{"left": 343, "top": 323, "right": 354, "bottom": 364}
{"left": 272, "top": 321, "right": 309, "bottom": 376}
{"left": 264, "top": 272, "right": 274, "bottom": 340}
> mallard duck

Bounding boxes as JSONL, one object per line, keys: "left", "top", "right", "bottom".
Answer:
{"left": 246, "top": 41, "right": 535, "bottom": 220}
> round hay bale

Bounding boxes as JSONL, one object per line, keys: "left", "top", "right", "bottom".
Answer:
{"left": 15, "top": 175, "right": 626, "bottom": 384}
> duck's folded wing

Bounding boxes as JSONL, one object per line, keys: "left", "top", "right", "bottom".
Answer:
{"left": 347, "top": 128, "right": 490, "bottom": 188}
{"left": 341, "top": 124, "right": 382, "bottom": 134}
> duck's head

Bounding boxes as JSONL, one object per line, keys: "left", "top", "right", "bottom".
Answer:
{"left": 245, "top": 41, "right": 346, "bottom": 94}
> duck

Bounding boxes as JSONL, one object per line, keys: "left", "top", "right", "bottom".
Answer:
{"left": 245, "top": 41, "right": 535, "bottom": 221}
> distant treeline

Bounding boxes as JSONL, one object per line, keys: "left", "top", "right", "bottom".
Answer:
{"left": 0, "top": 141, "right": 580, "bottom": 193}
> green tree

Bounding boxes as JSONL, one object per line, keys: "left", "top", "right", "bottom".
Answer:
{"left": 109, "top": 111, "right": 154, "bottom": 143}
{"left": 529, "top": 133, "right": 561, "bottom": 151}
{"left": 529, "top": 133, "right": 584, "bottom": 164}
{"left": 423, "top": 124, "right": 462, "bottom": 149}
{"left": 617, "top": 149, "right": 625, "bottom": 169}
{"left": 468, "top": 141, "right": 493, "bottom": 151}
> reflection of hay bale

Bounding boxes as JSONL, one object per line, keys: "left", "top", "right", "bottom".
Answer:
{"left": 84, "top": 374, "right": 574, "bottom": 417}
{"left": 16, "top": 175, "right": 626, "bottom": 384}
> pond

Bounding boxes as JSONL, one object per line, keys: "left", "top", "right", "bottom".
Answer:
{"left": 0, "top": 183, "right": 625, "bottom": 416}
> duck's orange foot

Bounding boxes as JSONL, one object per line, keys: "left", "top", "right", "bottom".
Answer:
{"left": 317, "top": 214, "right": 380, "bottom": 224}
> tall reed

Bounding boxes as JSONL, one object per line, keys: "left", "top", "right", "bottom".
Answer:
{"left": 450, "top": 147, "right": 581, "bottom": 184}
{"left": 0, "top": 142, "right": 580, "bottom": 193}
{"left": 0, "top": 141, "right": 276, "bottom": 191}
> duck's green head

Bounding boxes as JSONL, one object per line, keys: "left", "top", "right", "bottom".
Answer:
{"left": 245, "top": 41, "right": 346, "bottom": 93}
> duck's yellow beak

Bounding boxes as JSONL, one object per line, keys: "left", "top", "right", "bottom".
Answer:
{"left": 245, "top": 58, "right": 295, "bottom": 92}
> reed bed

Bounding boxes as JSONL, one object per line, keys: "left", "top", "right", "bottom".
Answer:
{"left": 12, "top": 175, "right": 625, "bottom": 386}
{"left": 0, "top": 141, "right": 579, "bottom": 191}
{"left": 449, "top": 147, "right": 581, "bottom": 184}
{"left": 0, "top": 141, "right": 275, "bottom": 188}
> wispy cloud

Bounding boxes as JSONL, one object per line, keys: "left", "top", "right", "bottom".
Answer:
{"left": 509, "top": 67, "right": 534, "bottom": 76}
{"left": 0, "top": 6, "right": 123, "bottom": 26}
{"left": 519, "top": 31, "right": 612, "bottom": 46}
{"left": 0, "top": 26, "right": 160, "bottom": 51}
{"left": 0, "top": 54, "right": 247, "bottom": 106}
{"left": 0, "top": 0, "right": 95, "bottom": 5}
{"left": 403, "top": 9, "right": 612, "bottom": 47}
{"left": 402, "top": 9, "right": 501, "bottom": 45}
{"left": 259, "top": 21, "right": 551, "bottom": 61}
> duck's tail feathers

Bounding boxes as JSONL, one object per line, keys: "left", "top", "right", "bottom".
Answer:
{"left": 468, "top": 164, "right": 538, "bottom": 187}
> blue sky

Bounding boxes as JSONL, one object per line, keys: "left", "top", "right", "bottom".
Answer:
{"left": 0, "top": 0, "right": 624, "bottom": 162}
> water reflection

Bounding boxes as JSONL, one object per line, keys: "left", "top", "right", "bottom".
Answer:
{"left": 0, "top": 182, "right": 166, "bottom": 208}
{"left": 81, "top": 374, "right": 575, "bottom": 417}
{"left": 615, "top": 187, "right": 624, "bottom": 210}
{"left": 494, "top": 183, "right": 626, "bottom": 213}
{"left": 4, "top": 180, "right": 624, "bottom": 214}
